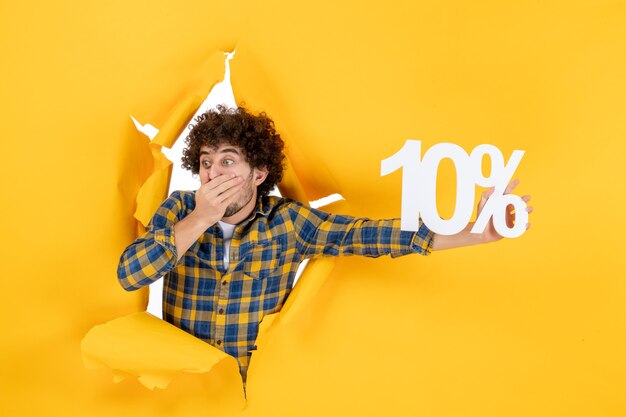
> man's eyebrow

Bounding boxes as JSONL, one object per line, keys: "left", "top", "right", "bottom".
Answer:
{"left": 199, "top": 148, "right": 240, "bottom": 156}
{"left": 219, "top": 147, "right": 240, "bottom": 155}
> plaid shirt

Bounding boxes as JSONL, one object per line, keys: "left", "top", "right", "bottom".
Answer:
{"left": 117, "top": 190, "right": 434, "bottom": 381}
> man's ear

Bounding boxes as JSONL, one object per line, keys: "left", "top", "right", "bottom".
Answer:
{"left": 253, "top": 167, "right": 269, "bottom": 186}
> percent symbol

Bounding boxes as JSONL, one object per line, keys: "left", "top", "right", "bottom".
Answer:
{"left": 468, "top": 144, "right": 528, "bottom": 238}
{"left": 381, "top": 140, "right": 528, "bottom": 238}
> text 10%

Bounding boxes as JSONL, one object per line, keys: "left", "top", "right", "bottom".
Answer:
{"left": 381, "top": 140, "right": 528, "bottom": 238}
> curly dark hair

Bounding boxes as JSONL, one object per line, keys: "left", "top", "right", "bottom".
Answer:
{"left": 181, "top": 104, "right": 285, "bottom": 198}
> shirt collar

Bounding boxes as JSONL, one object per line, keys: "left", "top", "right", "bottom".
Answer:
{"left": 253, "top": 194, "right": 273, "bottom": 217}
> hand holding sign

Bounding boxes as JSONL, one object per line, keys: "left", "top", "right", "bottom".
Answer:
{"left": 381, "top": 140, "right": 531, "bottom": 238}
{"left": 476, "top": 178, "right": 533, "bottom": 243}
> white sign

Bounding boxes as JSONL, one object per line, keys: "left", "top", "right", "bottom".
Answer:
{"left": 381, "top": 140, "right": 528, "bottom": 238}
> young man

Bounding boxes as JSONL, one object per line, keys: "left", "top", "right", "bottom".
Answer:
{"left": 117, "top": 105, "right": 532, "bottom": 383}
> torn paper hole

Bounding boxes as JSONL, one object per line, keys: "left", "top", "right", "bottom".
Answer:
{"left": 140, "top": 50, "right": 296, "bottom": 317}
{"left": 99, "top": 48, "right": 341, "bottom": 396}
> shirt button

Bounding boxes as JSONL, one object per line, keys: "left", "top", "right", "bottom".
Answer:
{"left": 218, "top": 308, "right": 224, "bottom": 314}
{"left": 216, "top": 340, "right": 222, "bottom": 346}
{"left": 222, "top": 280, "right": 228, "bottom": 286}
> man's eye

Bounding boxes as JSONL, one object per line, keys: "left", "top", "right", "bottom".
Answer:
{"left": 223, "top": 159, "right": 234, "bottom": 166}
{"left": 201, "top": 160, "right": 210, "bottom": 168}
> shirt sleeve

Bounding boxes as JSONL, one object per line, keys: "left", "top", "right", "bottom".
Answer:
{"left": 116, "top": 191, "right": 187, "bottom": 291}
{"left": 287, "top": 201, "right": 435, "bottom": 259}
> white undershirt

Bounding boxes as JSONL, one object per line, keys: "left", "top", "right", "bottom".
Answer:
{"left": 218, "top": 221, "right": 237, "bottom": 269}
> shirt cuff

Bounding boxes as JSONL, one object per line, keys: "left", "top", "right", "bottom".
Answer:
{"left": 410, "top": 222, "right": 435, "bottom": 256}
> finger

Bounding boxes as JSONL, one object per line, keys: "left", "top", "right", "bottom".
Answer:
{"left": 477, "top": 188, "right": 493, "bottom": 214}
{"left": 204, "top": 174, "right": 237, "bottom": 191}
{"left": 505, "top": 178, "right": 520, "bottom": 194}
{"left": 481, "top": 188, "right": 493, "bottom": 201}
{"left": 216, "top": 181, "right": 244, "bottom": 204}
{"left": 509, "top": 206, "right": 533, "bottom": 216}
{"left": 477, "top": 191, "right": 488, "bottom": 211}
{"left": 522, "top": 194, "right": 531, "bottom": 202}
{"left": 209, "top": 176, "right": 244, "bottom": 196}
{"left": 197, "top": 175, "right": 231, "bottom": 195}
{"left": 526, "top": 222, "right": 531, "bottom": 229}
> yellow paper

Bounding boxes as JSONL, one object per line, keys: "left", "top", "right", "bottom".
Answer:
{"left": 2, "top": 1, "right": 626, "bottom": 416}
{"left": 81, "top": 312, "right": 240, "bottom": 390}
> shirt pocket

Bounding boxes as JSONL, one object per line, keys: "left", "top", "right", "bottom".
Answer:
{"left": 243, "top": 238, "right": 286, "bottom": 280}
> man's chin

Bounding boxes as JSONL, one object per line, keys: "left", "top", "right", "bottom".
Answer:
{"left": 223, "top": 205, "right": 242, "bottom": 218}
{"left": 223, "top": 189, "right": 255, "bottom": 220}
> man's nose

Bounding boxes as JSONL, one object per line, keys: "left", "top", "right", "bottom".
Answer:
{"left": 207, "top": 165, "right": 223, "bottom": 181}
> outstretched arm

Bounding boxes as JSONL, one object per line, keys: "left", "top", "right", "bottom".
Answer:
{"left": 288, "top": 201, "right": 435, "bottom": 259}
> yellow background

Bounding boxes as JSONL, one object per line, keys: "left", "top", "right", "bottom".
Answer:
{"left": 1, "top": 1, "right": 625, "bottom": 416}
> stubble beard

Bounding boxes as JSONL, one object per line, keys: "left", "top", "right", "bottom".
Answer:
{"left": 223, "top": 170, "right": 255, "bottom": 218}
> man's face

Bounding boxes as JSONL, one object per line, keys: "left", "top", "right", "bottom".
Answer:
{"left": 198, "top": 144, "right": 267, "bottom": 219}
